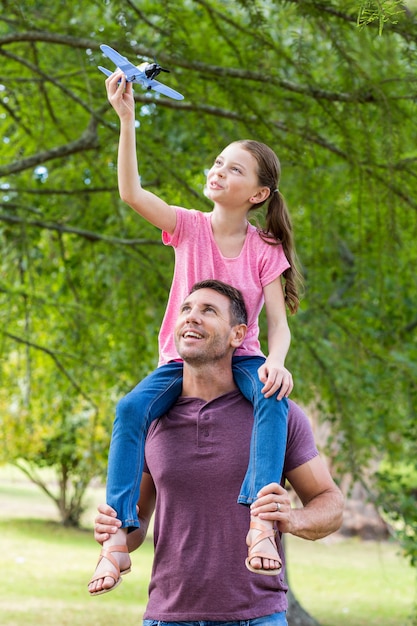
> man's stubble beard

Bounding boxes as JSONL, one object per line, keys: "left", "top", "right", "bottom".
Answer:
{"left": 179, "top": 336, "right": 231, "bottom": 367}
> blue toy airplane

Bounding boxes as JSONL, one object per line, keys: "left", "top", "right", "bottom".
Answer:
{"left": 98, "top": 44, "right": 184, "bottom": 100}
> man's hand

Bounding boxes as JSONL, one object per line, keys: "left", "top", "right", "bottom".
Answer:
{"left": 94, "top": 503, "right": 122, "bottom": 544}
{"left": 250, "top": 482, "right": 294, "bottom": 534}
{"left": 258, "top": 361, "right": 293, "bottom": 400}
{"left": 252, "top": 458, "right": 345, "bottom": 542}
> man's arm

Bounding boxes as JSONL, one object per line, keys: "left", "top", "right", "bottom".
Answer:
{"left": 250, "top": 456, "right": 344, "bottom": 541}
{"left": 94, "top": 473, "right": 156, "bottom": 551}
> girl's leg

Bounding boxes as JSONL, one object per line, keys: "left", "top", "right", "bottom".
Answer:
{"left": 89, "top": 362, "right": 184, "bottom": 595}
{"left": 106, "top": 361, "right": 183, "bottom": 527}
{"left": 232, "top": 356, "right": 287, "bottom": 576}
{"left": 232, "top": 356, "right": 288, "bottom": 504}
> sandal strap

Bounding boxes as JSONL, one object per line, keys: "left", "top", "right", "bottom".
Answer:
{"left": 249, "top": 520, "right": 276, "bottom": 536}
{"left": 247, "top": 521, "right": 276, "bottom": 548}
{"left": 248, "top": 530, "right": 276, "bottom": 552}
{"left": 103, "top": 544, "right": 129, "bottom": 554}
{"left": 88, "top": 570, "right": 118, "bottom": 586}
{"left": 247, "top": 520, "right": 281, "bottom": 566}
{"left": 88, "top": 545, "right": 131, "bottom": 592}
{"left": 248, "top": 549, "right": 280, "bottom": 562}
{"left": 95, "top": 545, "right": 129, "bottom": 576}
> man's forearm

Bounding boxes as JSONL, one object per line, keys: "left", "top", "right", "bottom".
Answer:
{"left": 126, "top": 520, "right": 150, "bottom": 552}
{"left": 289, "top": 488, "right": 344, "bottom": 541}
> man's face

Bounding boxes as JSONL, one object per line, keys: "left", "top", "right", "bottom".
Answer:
{"left": 174, "top": 288, "right": 241, "bottom": 365}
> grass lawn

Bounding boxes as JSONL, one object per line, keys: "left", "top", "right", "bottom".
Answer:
{"left": 0, "top": 466, "right": 415, "bottom": 626}
{"left": 287, "top": 535, "right": 416, "bottom": 626}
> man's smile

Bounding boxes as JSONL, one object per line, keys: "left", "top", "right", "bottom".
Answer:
{"left": 182, "top": 328, "right": 204, "bottom": 340}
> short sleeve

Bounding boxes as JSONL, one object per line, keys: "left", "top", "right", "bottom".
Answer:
{"left": 283, "top": 401, "right": 319, "bottom": 476}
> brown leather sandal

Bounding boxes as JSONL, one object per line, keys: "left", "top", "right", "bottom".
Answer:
{"left": 245, "top": 520, "right": 282, "bottom": 576}
{"left": 88, "top": 544, "right": 131, "bottom": 595}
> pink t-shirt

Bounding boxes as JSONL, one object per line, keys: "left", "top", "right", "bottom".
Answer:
{"left": 158, "top": 207, "right": 290, "bottom": 365}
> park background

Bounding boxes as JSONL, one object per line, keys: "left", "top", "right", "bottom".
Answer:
{"left": 0, "top": 1, "right": 416, "bottom": 624}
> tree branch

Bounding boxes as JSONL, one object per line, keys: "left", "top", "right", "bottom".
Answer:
{"left": 13, "top": 459, "right": 60, "bottom": 506}
{"left": 0, "top": 211, "right": 162, "bottom": 246}
{"left": 0, "top": 117, "right": 99, "bottom": 176}
{"left": 2, "top": 330, "right": 99, "bottom": 409}
{"left": 2, "top": 29, "right": 412, "bottom": 105}
{"left": 286, "top": 0, "right": 417, "bottom": 40}
{"left": 0, "top": 46, "right": 101, "bottom": 116}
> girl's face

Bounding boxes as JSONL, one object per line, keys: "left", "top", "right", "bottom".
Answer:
{"left": 205, "top": 143, "right": 267, "bottom": 208}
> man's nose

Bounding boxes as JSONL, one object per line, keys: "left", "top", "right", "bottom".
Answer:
{"left": 185, "top": 305, "right": 201, "bottom": 322}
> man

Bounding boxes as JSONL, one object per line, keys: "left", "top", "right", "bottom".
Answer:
{"left": 91, "top": 279, "right": 344, "bottom": 625}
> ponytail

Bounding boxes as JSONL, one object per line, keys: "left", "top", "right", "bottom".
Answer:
{"left": 235, "top": 140, "right": 303, "bottom": 314}
{"left": 258, "top": 190, "right": 303, "bottom": 315}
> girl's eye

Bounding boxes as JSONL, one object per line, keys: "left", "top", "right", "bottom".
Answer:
{"left": 231, "top": 166, "right": 242, "bottom": 173}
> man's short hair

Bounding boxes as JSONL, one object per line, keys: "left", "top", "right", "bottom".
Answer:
{"left": 190, "top": 280, "right": 248, "bottom": 326}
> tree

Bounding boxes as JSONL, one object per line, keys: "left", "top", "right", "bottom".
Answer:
{"left": 1, "top": 0, "right": 417, "bottom": 621}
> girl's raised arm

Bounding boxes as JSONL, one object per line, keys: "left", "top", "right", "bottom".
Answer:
{"left": 106, "top": 71, "right": 177, "bottom": 235}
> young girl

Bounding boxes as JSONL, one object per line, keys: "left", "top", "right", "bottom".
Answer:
{"left": 88, "top": 70, "right": 301, "bottom": 595}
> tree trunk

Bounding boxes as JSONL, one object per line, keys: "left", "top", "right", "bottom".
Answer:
{"left": 283, "top": 534, "right": 321, "bottom": 626}
{"left": 286, "top": 585, "right": 320, "bottom": 626}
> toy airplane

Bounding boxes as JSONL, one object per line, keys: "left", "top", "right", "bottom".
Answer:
{"left": 98, "top": 44, "right": 184, "bottom": 100}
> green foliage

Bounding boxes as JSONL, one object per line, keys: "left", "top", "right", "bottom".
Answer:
{"left": 357, "top": 0, "right": 406, "bottom": 34}
{"left": 0, "top": 0, "right": 416, "bottom": 564}
{"left": 376, "top": 462, "right": 417, "bottom": 567}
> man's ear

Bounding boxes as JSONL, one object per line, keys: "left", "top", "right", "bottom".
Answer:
{"left": 231, "top": 324, "right": 247, "bottom": 348}
{"left": 249, "top": 187, "right": 270, "bottom": 205}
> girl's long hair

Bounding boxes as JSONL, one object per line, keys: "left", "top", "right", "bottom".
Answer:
{"left": 237, "top": 140, "right": 303, "bottom": 314}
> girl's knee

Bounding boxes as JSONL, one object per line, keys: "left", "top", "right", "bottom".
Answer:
{"left": 116, "top": 392, "right": 141, "bottom": 419}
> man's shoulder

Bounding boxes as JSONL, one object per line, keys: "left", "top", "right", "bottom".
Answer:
{"left": 284, "top": 400, "right": 318, "bottom": 473}
{"left": 288, "top": 399, "right": 307, "bottom": 419}
{"left": 213, "top": 394, "right": 309, "bottom": 419}
{"left": 287, "top": 399, "right": 313, "bottom": 435}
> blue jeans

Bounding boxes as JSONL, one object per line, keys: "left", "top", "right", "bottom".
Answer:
{"left": 143, "top": 613, "right": 288, "bottom": 626}
{"left": 106, "top": 356, "right": 288, "bottom": 527}
{"left": 233, "top": 356, "right": 288, "bottom": 505}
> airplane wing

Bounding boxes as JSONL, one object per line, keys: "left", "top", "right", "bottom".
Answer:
{"left": 99, "top": 44, "right": 184, "bottom": 100}
{"left": 98, "top": 66, "right": 113, "bottom": 78}
{"left": 148, "top": 80, "right": 184, "bottom": 100}
{"left": 100, "top": 44, "right": 146, "bottom": 82}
